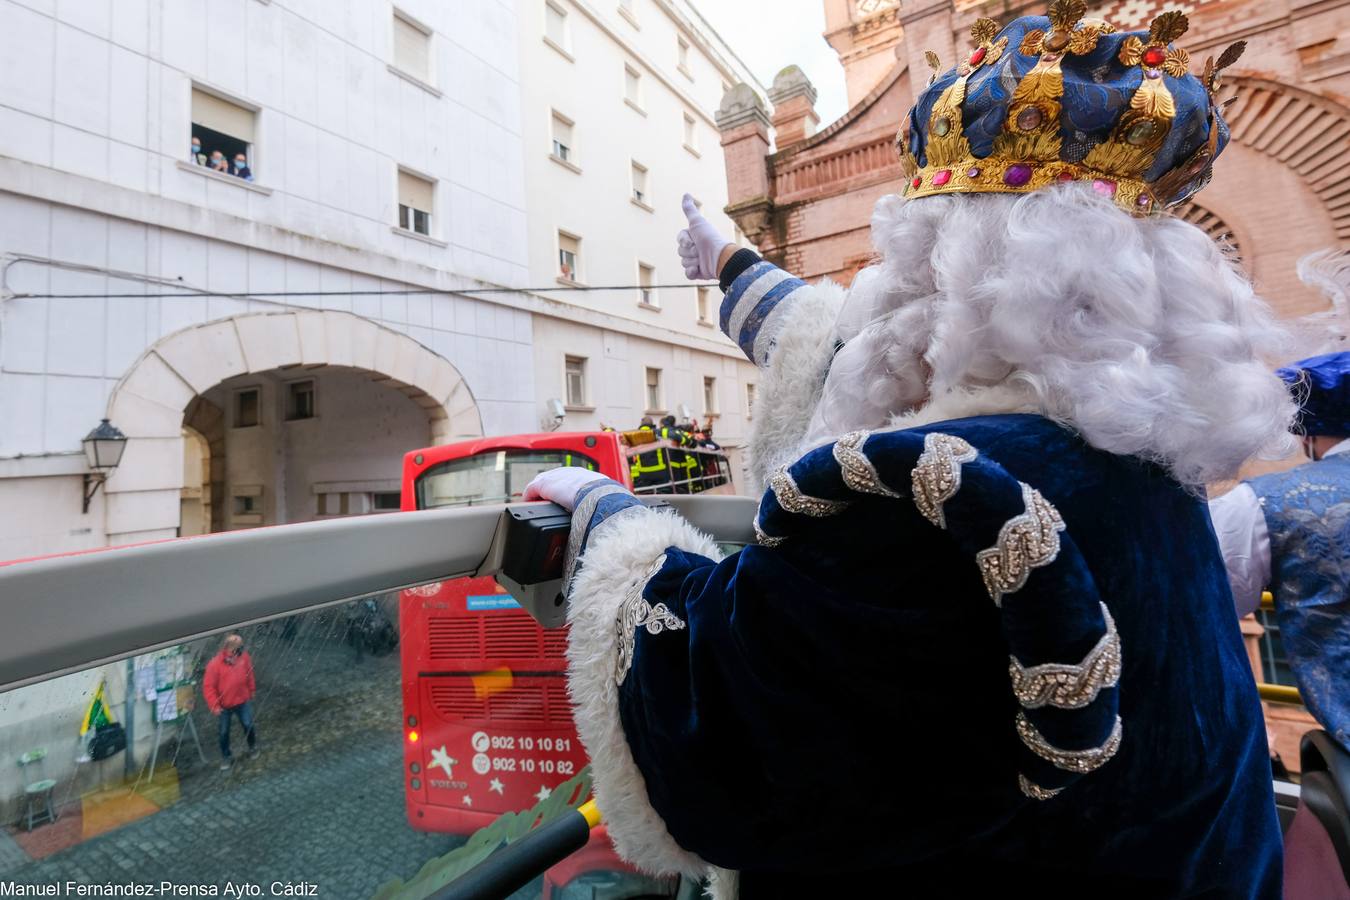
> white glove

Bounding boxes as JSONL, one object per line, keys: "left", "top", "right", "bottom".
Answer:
{"left": 522, "top": 467, "right": 613, "bottom": 512}
{"left": 677, "top": 193, "right": 733, "bottom": 281}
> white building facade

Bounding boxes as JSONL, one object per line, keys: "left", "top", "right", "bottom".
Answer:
{"left": 518, "top": 0, "right": 765, "bottom": 438}
{"left": 0, "top": 0, "right": 546, "bottom": 562}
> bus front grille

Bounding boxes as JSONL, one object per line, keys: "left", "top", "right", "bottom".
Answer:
{"left": 427, "top": 613, "right": 569, "bottom": 663}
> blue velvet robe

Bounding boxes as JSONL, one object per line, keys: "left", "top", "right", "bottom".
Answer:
{"left": 572, "top": 414, "right": 1282, "bottom": 898}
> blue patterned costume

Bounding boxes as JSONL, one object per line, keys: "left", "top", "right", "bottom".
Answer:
{"left": 1248, "top": 451, "right": 1350, "bottom": 750}
{"left": 559, "top": 254, "right": 1282, "bottom": 898}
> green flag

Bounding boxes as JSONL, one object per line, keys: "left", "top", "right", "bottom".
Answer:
{"left": 80, "top": 678, "right": 114, "bottom": 736}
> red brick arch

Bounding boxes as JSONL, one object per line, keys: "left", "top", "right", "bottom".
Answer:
{"left": 1218, "top": 75, "right": 1350, "bottom": 245}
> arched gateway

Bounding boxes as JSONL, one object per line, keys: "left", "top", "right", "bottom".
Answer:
{"left": 101, "top": 310, "right": 481, "bottom": 545}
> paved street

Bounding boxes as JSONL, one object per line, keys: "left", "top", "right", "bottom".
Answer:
{"left": 1, "top": 607, "right": 479, "bottom": 898}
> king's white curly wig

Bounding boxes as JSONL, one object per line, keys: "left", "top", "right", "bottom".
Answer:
{"left": 802, "top": 184, "right": 1297, "bottom": 487}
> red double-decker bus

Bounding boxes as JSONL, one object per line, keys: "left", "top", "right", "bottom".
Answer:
{"left": 397, "top": 430, "right": 734, "bottom": 895}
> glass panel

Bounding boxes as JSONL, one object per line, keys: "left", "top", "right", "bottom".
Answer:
{"left": 0, "top": 594, "right": 677, "bottom": 898}
{"left": 415, "top": 450, "right": 598, "bottom": 510}
{"left": 565, "top": 358, "right": 585, "bottom": 406}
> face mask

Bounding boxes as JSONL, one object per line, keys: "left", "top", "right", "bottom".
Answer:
{"left": 234, "top": 160, "right": 247, "bottom": 168}
{"left": 192, "top": 145, "right": 201, "bottom": 153}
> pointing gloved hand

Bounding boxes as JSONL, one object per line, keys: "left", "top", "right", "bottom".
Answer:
{"left": 522, "top": 467, "right": 614, "bottom": 513}
{"left": 677, "top": 193, "right": 734, "bottom": 281}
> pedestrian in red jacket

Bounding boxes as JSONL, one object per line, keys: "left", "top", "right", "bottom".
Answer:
{"left": 203, "top": 633, "right": 258, "bottom": 770}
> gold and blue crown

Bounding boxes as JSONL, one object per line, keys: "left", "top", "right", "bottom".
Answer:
{"left": 897, "top": 0, "right": 1245, "bottom": 215}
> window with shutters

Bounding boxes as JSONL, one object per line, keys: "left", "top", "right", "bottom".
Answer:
{"left": 558, "top": 231, "right": 581, "bottom": 282}
{"left": 631, "top": 161, "right": 649, "bottom": 207}
{"left": 703, "top": 376, "right": 717, "bottom": 415}
{"left": 551, "top": 112, "right": 574, "bottom": 163}
{"left": 683, "top": 112, "right": 698, "bottom": 154}
{"left": 624, "top": 64, "right": 643, "bottom": 111}
{"left": 677, "top": 36, "right": 691, "bottom": 78}
{"left": 544, "top": 1, "right": 569, "bottom": 55}
{"left": 397, "top": 168, "right": 435, "bottom": 236}
{"left": 746, "top": 382, "right": 757, "bottom": 418}
{"left": 190, "top": 87, "right": 257, "bottom": 177}
{"left": 565, "top": 356, "right": 587, "bottom": 407}
{"left": 697, "top": 286, "right": 711, "bottom": 325}
{"left": 638, "top": 262, "right": 657, "bottom": 308}
{"left": 645, "top": 367, "right": 663, "bottom": 413}
{"left": 392, "top": 10, "right": 432, "bottom": 85}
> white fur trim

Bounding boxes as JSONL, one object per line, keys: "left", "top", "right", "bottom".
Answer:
{"left": 705, "top": 866, "right": 740, "bottom": 900}
{"left": 746, "top": 280, "right": 847, "bottom": 494}
{"left": 565, "top": 507, "right": 724, "bottom": 879}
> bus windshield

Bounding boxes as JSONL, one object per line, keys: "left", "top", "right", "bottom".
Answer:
{"left": 415, "top": 449, "right": 598, "bottom": 510}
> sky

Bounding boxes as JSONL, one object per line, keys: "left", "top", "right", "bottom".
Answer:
{"left": 693, "top": 0, "right": 851, "bottom": 127}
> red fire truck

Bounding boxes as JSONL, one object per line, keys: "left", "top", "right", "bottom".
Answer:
{"left": 397, "top": 430, "right": 734, "bottom": 894}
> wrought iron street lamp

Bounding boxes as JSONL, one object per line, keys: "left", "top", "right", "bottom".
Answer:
{"left": 81, "top": 419, "right": 127, "bottom": 514}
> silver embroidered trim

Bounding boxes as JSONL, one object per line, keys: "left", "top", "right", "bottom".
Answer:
{"left": 614, "top": 554, "right": 684, "bottom": 685}
{"left": 754, "top": 517, "right": 786, "bottom": 547}
{"left": 564, "top": 482, "right": 631, "bottom": 591}
{"left": 911, "top": 433, "right": 977, "bottom": 528}
{"left": 1009, "top": 603, "right": 1122, "bottom": 709}
{"left": 1015, "top": 712, "right": 1122, "bottom": 774}
{"left": 1018, "top": 774, "right": 1064, "bottom": 801}
{"left": 833, "top": 430, "right": 901, "bottom": 498}
{"left": 768, "top": 466, "right": 849, "bottom": 517}
{"left": 976, "top": 483, "right": 1066, "bottom": 607}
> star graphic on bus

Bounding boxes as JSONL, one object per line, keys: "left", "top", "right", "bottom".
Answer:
{"left": 429, "top": 745, "right": 457, "bottom": 778}
{"left": 462, "top": 794, "right": 473, "bottom": 807}
{"left": 534, "top": 785, "right": 552, "bottom": 802}
{"left": 489, "top": 778, "right": 505, "bottom": 795}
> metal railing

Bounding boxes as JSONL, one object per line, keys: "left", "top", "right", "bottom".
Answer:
{"left": 0, "top": 496, "right": 759, "bottom": 694}
{"left": 1254, "top": 590, "right": 1303, "bottom": 705}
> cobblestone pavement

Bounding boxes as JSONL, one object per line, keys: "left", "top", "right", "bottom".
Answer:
{"left": 1, "top": 607, "right": 552, "bottom": 899}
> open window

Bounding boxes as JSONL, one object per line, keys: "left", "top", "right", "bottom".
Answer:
{"left": 191, "top": 87, "right": 257, "bottom": 178}
{"left": 638, "top": 262, "right": 656, "bottom": 308}
{"left": 558, "top": 231, "right": 581, "bottom": 282}
{"left": 631, "top": 161, "right": 649, "bottom": 207}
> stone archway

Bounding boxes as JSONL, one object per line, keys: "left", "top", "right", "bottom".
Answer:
{"left": 102, "top": 310, "right": 482, "bottom": 545}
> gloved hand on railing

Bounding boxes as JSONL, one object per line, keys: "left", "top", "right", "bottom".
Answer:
{"left": 522, "top": 467, "right": 613, "bottom": 512}
{"left": 677, "top": 193, "right": 734, "bottom": 281}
